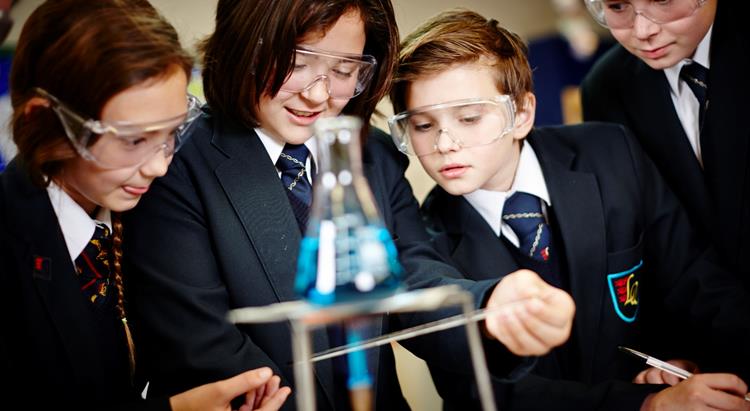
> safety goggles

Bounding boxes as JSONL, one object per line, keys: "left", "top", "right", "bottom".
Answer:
{"left": 388, "top": 96, "right": 516, "bottom": 157}
{"left": 584, "top": 0, "right": 708, "bottom": 28}
{"left": 280, "top": 47, "right": 377, "bottom": 100}
{"left": 35, "top": 87, "right": 202, "bottom": 169}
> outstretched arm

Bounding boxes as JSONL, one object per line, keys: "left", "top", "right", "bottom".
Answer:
{"left": 483, "top": 269, "right": 575, "bottom": 356}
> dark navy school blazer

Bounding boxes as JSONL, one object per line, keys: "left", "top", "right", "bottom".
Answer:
{"left": 422, "top": 124, "right": 750, "bottom": 410}
{"left": 0, "top": 160, "right": 169, "bottom": 411}
{"left": 123, "top": 109, "right": 521, "bottom": 410}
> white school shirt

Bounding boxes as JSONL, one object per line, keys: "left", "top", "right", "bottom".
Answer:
{"left": 463, "top": 142, "right": 551, "bottom": 247}
{"left": 663, "top": 25, "right": 712, "bottom": 167}
{"left": 256, "top": 127, "right": 317, "bottom": 183}
{"left": 46, "top": 181, "right": 112, "bottom": 264}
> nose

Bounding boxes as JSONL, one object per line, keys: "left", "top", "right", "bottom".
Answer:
{"left": 300, "top": 75, "right": 332, "bottom": 104}
{"left": 434, "top": 129, "right": 460, "bottom": 154}
{"left": 139, "top": 144, "right": 171, "bottom": 178}
{"left": 632, "top": 11, "right": 660, "bottom": 40}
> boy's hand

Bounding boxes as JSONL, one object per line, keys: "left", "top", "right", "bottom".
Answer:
{"left": 634, "top": 360, "right": 699, "bottom": 386}
{"left": 483, "top": 269, "right": 575, "bottom": 356}
{"left": 640, "top": 374, "right": 750, "bottom": 411}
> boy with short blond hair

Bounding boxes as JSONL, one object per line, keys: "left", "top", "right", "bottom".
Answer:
{"left": 390, "top": 8, "right": 750, "bottom": 410}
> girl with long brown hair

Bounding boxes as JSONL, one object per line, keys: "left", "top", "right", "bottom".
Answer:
{"left": 0, "top": 0, "right": 289, "bottom": 409}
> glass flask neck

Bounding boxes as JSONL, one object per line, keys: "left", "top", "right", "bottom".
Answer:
{"left": 313, "top": 116, "right": 379, "bottom": 221}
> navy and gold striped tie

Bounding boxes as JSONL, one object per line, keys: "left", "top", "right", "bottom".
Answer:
{"left": 680, "top": 62, "right": 709, "bottom": 131}
{"left": 277, "top": 143, "right": 313, "bottom": 232}
{"left": 502, "top": 192, "right": 551, "bottom": 262}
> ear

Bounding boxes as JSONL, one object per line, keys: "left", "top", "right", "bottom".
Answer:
{"left": 23, "top": 96, "right": 51, "bottom": 116}
{"left": 510, "top": 92, "right": 536, "bottom": 141}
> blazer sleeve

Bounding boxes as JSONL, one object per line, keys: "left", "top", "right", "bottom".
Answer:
{"left": 123, "top": 149, "right": 289, "bottom": 398}
{"left": 580, "top": 47, "right": 629, "bottom": 125}
{"left": 580, "top": 72, "right": 608, "bottom": 123}
{"left": 433, "top": 368, "right": 662, "bottom": 411}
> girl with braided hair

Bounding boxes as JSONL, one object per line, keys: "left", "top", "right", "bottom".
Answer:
{"left": 0, "top": 1, "right": 290, "bottom": 410}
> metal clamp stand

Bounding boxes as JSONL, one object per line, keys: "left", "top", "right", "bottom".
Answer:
{"left": 228, "top": 285, "right": 497, "bottom": 411}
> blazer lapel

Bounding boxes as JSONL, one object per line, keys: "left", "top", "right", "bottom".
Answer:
{"left": 529, "top": 132, "right": 607, "bottom": 383}
{"left": 440, "top": 194, "right": 519, "bottom": 280}
{"left": 209, "top": 118, "right": 335, "bottom": 406}
{"left": 7, "top": 166, "right": 103, "bottom": 382}
{"left": 211, "top": 120, "right": 302, "bottom": 304}
{"left": 627, "top": 63, "right": 711, "bottom": 223}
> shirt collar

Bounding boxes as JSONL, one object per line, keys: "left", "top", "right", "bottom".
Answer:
{"left": 46, "top": 181, "right": 111, "bottom": 263}
{"left": 255, "top": 127, "right": 318, "bottom": 167}
{"left": 664, "top": 24, "right": 713, "bottom": 96}
{"left": 463, "top": 141, "right": 551, "bottom": 236}
{"left": 510, "top": 141, "right": 551, "bottom": 206}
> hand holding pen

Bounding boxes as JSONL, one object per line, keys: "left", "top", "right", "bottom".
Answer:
{"left": 632, "top": 357, "right": 699, "bottom": 386}
{"left": 620, "top": 347, "right": 750, "bottom": 411}
{"left": 621, "top": 346, "right": 700, "bottom": 386}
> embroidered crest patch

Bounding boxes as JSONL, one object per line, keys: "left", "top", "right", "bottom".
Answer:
{"left": 606, "top": 260, "right": 642, "bottom": 323}
{"left": 32, "top": 255, "right": 51, "bottom": 280}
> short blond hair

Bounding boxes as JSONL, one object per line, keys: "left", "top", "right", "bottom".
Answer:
{"left": 391, "top": 8, "right": 532, "bottom": 114}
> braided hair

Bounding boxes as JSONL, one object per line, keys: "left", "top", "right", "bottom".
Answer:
{"left": 111, "top": 213, "right": 135, "bottom": 378}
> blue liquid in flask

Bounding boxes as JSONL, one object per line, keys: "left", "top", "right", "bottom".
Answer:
{"left": 294, "top": 116, "right": 403, "bottom": 305}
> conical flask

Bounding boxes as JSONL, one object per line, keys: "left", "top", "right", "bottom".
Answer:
{"left": 295, "top": 115, "right": 403, "bottom": 305}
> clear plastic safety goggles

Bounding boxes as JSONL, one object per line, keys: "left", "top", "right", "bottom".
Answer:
{"left": 35, "top": 87, "right": 202, "bottom": 169}
{"left": 584, "top": 0, "right": 707, "bottom": 28}
{"left": 280, "top": 47, "right": 377, "bottom": 100}
{"left": 388, "top": 95, "right": 516, "bottom": 157}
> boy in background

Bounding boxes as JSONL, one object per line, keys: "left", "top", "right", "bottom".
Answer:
{"left": 581, "top": 0, "right": 750, "bottom": 292}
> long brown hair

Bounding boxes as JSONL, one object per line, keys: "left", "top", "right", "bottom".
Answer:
{"left": 11, "top": 0, "right": 193, "bottom": 187}
{"left": 200, "top": 0, "right": 398, "bottom": 137}
{"left": 391, "top": 8, "right": 533, "bottom": 115}
{"left": 10, "top": 0, "right": 193, "bottom": 377}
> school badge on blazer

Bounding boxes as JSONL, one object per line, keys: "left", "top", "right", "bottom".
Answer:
{"left": 607, "top": 260, "right": 642, "bottom": 323}
{"left": 32, "top": 255, "right": 52, "bottom": 280}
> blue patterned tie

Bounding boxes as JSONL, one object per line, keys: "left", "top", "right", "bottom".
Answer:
{"left": 680, "top": 62, "right": 709, "bottom": 131}
{"left": 502, "top": 192, "right": 551, "bottom": 262}
{"left": 277, "top": 143, "right": 313, "bottom": 232}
